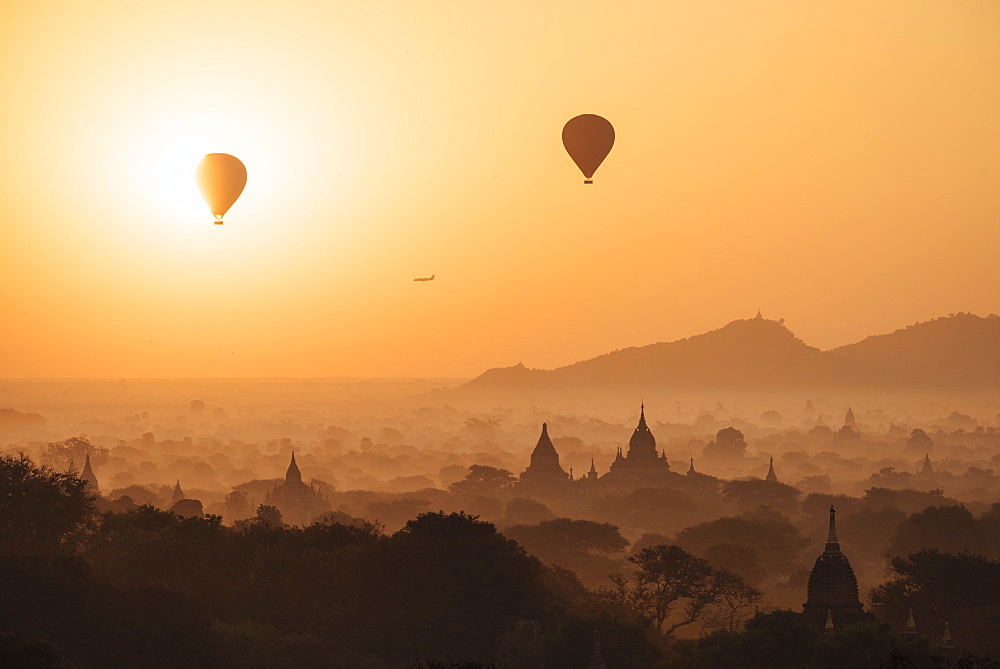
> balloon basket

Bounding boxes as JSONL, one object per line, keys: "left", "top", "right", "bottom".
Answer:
{"left": 214, "top": 220, "right": 223, "bottom": 225}
{"left": 583, "top": 180, "right": 593, "bottom": 184}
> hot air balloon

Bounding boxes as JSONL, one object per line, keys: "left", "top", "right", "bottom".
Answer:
{"left": 562, "top": 114, "right": 614, "bottom": 184}
{"left": 195, "top": 153, "right": 247, "bottom": 224}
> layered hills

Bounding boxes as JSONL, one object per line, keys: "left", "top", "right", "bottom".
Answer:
{"left": 458, "top": 313, "right": 999, "bottom": 399}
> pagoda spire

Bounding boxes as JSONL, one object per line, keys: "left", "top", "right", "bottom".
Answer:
{"left": 688, "top": 457, "right": 696, "bottom": 475}
{"left": 826, "top": 505, "right": 840, "bottom": 551}
{"left": 285, "top": 451, "right": 303, "bottom": 485}
{"left": 765, "top": 456, "right": 778, "bottom": 482}
{"left": 920, "top": 453, "right": 933, "bottom": 474}
{"left": 80, "top": 453, "right": 99, "bottom": 492}
{"left": 844, "top": 407, "right": 856, "bottom": 428}
{"left": 171, "top": 479, "right": 184, "bottom": 505}
{"left": 904, "top": 608, "right": 918, "bottom": 638}
{"left": 587, "top": 630, "right": 607, "bottom": 669}
{"left": 942, "top": 620, "right": 953, "bottom": 648}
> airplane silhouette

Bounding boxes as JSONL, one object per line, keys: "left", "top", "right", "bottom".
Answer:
{"left": 413, "top": 275, "right": 435, "bottom": 282}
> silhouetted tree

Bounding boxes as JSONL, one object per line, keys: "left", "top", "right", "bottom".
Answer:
{"left": 253, "top": 504, "right": 285, "bottom": 529}
{"left": 608, "top": 544, "right": 760, "bottom": 637}
{"left": 448, "top": 465, "right": 515, "bottom": 495}
{"left": 351, "top": 511, "right": 551, "bottom": 662}
{"left": 905, "top": 428, "right": 934, "bottom": 455}
{"left": 41, "top": 436, "right": 109, "bottom": 470}
{"left": 503, "top": 497, "right": 556, "bottom": 525}
{"left": 871, "top": 550, "right": 1000, "bottom": 655}
{"left": 504, "top": 518, "right": 628, "bottom": 588}
{"left": 0, "top": 453, "right": 95, "bottom": 556}
{"left": 703, "top": 428, "right": 747, "bottom": 462}
{"left": 675, "top": 508, "right": 809, "bottom": 577}
{"left": 223, "top": 490, "right": 250, "bottom": 521}
{"left": 721, "top": 480, "right": 801, "bottom": 516}
{"left": 669, "top": 610, "right": 819, "bottom": 668}
{"left": 703, "top": 541, "right": 766, "bottom": 585}
{"left": 886, "top": 506, "right": 991, "bottom": 559}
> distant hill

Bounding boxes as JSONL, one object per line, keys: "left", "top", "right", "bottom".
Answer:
{"left": 458, "top": 313, "right": 999, "bottom": 399}
{"left": 833, "top": 313, "right": 1000, "bottom": 390}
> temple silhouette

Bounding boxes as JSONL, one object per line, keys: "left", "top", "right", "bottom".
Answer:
{"left": 516, "top": 405, "right": 688, "bottom": 498}
{"left": 801, "top": 505, "right": 875, "bottom": 631}
{"left": 264, "top": 452, "right": 331, "bottom": 526}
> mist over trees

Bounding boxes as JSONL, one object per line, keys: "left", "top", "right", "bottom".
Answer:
{"left": 1, "top": 365, "right": 999, "bottom": 666}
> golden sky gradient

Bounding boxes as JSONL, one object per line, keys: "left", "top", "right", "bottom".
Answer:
{"left": 1, "top": 1, "right": 998, "bottom": 378}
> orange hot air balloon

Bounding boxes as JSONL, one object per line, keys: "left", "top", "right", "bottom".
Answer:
{"left": 562, "top": 114, "right": 615, "bottom": 184}
{"left": 195, "top": 153, "right": 247, "bottom": 224}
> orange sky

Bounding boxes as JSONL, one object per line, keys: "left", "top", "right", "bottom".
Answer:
{"left": 1, "top": 1, "right": 998, "bottom": 378}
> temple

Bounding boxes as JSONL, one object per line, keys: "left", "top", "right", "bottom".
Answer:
{"left": 515, "top": 423, "right": 570, "bottom": 496}
{"left": 80, "top": 453, "right": 99, "bottom": 493}
{"left": 801, "top": 506, "right": 875, "bottom": 631}
{"left": 170, "top": 480, "right": 185, "bottom": 506}
{"left": 765, "top": 456, "right": 778, "bottom": 482}
{"left": 264, "top": 452, "right": 331, "bottom": 526}
{"left": 835, "top": 407, "right": 861, "bottom": 441}
{"left": 597, "top": 405, "right": 681, "bottom": 494}
{"left": 587, "top": 630, "right": 606, "bottom": 668}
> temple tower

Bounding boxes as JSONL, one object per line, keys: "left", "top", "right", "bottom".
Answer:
{"left": 80, "top": 453, "right": 99, "bottom": 493}
{"left": 264, "top": 452, "right": 330, "bottom": 526}
{"left": 516, "top": 423, "right": 570, "bottom": 495}
{"left": 765, "top": 456, "right": 778, "bottom": 482}
{"left": 170, "top": 480, "right": 185, "bottom": 505}
{"left": 587, "top": 630, "right": 606, "bottom": 668}
{"left": 802, "top": 506, "right": 875, "bottom": 631}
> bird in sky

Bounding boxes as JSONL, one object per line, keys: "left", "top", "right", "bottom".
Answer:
{"left": 413, "top": 275, "right": 435, "bottom": 282}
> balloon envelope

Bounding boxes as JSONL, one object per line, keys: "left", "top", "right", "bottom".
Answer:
{"left": 562, "top": 114, "right": 615, "bottom": 183}
{"left": 195, "top": 153, "right": 247, "bottom": 223}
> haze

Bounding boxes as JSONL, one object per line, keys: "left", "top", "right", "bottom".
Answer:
{"left": 2, "top": 1, "right": 998, "bottom": 378}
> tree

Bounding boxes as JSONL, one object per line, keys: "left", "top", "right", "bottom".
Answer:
{"left": 608, "top": 544, "right": 760, "bottom": 637}
{"left": 839, "top": 506, "right": 906, "bottom": 565}
{"left": 886, "top": 506, "right": 991, "bottom": 559}
{"left": 0, "top": 453, "right": 96, "bottom": 555}
{"left": 721, "top": 480, "right": 801, "bottom": 516}
{"left": 703, "top": 428, "right": 747, "bottom": 462}
{"left": 904, "top": 428, "right": 934, "bottom": 455}
{"left": 675, "top": 508, "right": 810, "bottom": 577}
{"left": 871, "top": 549, "right": 1000, "bottom": 655}
{"left": 224, "top": 490, "right": 250, "bottom": 522}
{"left": 352, "top": 512, "right": 551, "bottom": 662}
{"left": 703, "top": 541, "right": 765, "bottom": 585}
{"left": 699, "top": 569, "right": 765, "bottom": 633}
{"left": 504, "top": 518, "right": 628, "bottom": 588}
{"left": 448, "top": 465, "right": 515, "bottom": 495}
{"left": 810, "top": 623, "right": 933, "bottom": 669}
{"left": 503, "top": 497, "right": 556, "bottom": 525}
{"left": 669, "top": 610, "right": 819, "bottom": 669}
{"left": 41, "top": 436, "right": 109, "bottom": 470}
{"left": 253, "top": 504, "right": 285, "bottom": 529}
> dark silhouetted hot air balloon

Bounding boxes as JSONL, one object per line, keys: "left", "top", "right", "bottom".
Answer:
{"left": 195, "top": 153, "right": 247, "bottom": 224}
{"left": 562, "top": 114, "right": 614, "bottom": 184}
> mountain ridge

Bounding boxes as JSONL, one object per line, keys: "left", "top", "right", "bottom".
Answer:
{"left": 459, "top": 313, "right": 999, "bottom": 396}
